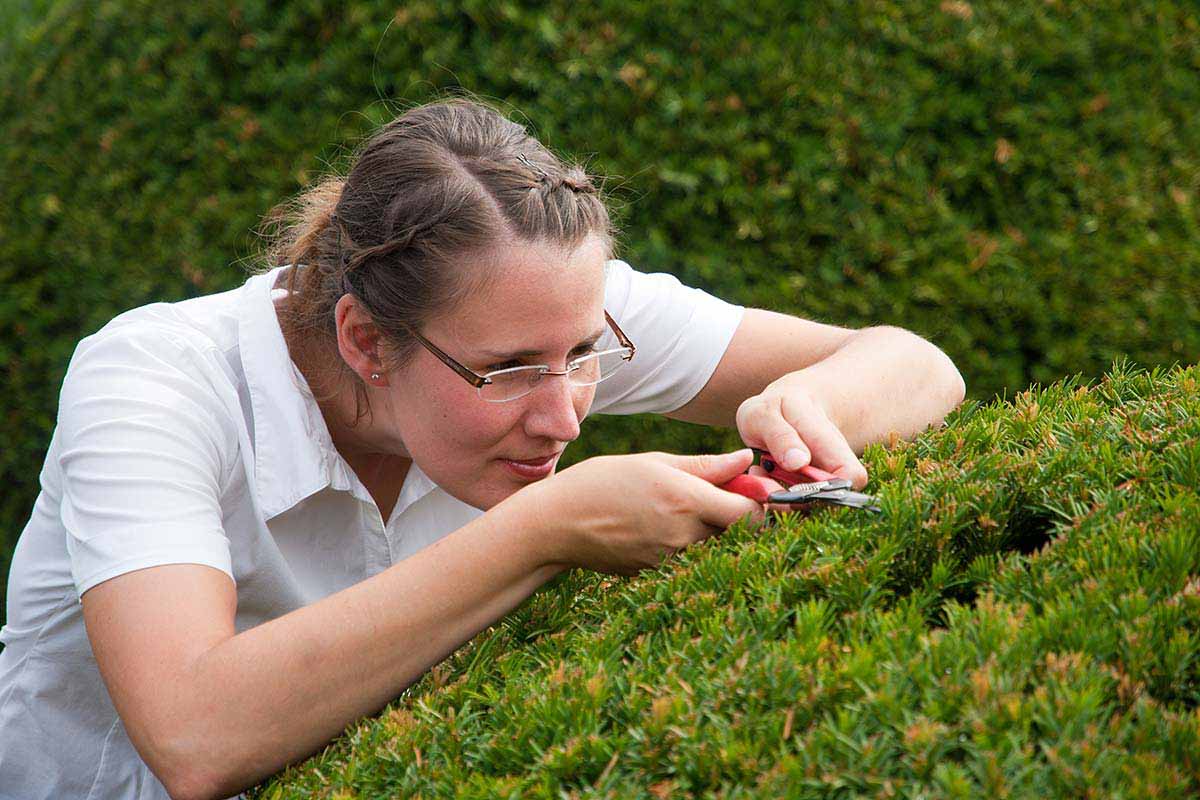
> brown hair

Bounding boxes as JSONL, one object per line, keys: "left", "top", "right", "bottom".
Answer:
{"left": 256, "top": 97, "right": 616, "bottom": 424}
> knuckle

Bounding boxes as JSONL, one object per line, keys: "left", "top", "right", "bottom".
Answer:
{"left": 777, "top": 404, "right": 812, "bottom": 430}
{"left": 738, "top": 394, "right": 772, "bottom": 418}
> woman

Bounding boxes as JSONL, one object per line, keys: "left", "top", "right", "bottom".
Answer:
{"left": 0, "top": 98, "right": 964, "bottom": 799}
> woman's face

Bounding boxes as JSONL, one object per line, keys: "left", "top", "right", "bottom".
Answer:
{"left": 373, "top": 233, "right": 609, "bottom": 510}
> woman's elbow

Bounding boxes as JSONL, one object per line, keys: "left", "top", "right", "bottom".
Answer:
{"left": 146, "top": 722, "right": 238, "bottom": 800}
{"left": 160, "top": 766, "right": 224, "bottom": 800}
{"left": 945, "top": 363, "right": 967, "bottom": 408}
{"left": 882, "top": 325, "right": 967, "bottom": 414}
{"left": 933, "top": 350, "right": 967, "bottom": 421}
{"left": 902, "top": 329, "right": 966, "bottom": 425}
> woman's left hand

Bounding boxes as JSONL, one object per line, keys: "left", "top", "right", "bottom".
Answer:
{"left": 735, "top": 373, "right": 869, "bottom": 491}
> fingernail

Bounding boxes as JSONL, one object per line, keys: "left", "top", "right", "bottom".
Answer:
{"left": 783, "top": 448, "right": 808, "bottom": 470}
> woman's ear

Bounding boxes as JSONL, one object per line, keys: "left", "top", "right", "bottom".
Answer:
{"left": 334, "top": 294, "right": 388, "bottom": 385}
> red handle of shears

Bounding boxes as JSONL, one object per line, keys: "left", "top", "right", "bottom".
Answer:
{"left": 759, "top": 459, "right": 837, "bottom": 486}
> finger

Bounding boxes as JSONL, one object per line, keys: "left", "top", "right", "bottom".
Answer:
{"left": 779, "top": 397, "right": 870, "bottom": 490}
{"left": 655, "top": 448, "right": 756, "bottom": 485}
{"left": 743, "top": 397, "right": 811, "bottom": 472}
{"left": 680, "top": 471, "right": 766, "bottom": 531}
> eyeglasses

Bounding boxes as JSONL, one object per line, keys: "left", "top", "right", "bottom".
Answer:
{"left": 402, "top": 310, "right": 636, "bottom": 403}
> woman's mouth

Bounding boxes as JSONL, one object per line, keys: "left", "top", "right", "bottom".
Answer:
{"left": 499, "top": 451, "right": 560, "bottom": 480}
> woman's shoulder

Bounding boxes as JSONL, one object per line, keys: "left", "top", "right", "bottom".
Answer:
{"left": 60, "top": 284, "right": 254, "bottom": 434}
{"left": 84, "top": 278, "right": 251, "bottom": 359}
{"left": 55, "top": 309, "right": 247, "bottom": 499}
{"left": 67, "top": 273, "right": 268, "bottom": 389}
{"left": 602, "top": 257, "right": 744, "bottom": 323}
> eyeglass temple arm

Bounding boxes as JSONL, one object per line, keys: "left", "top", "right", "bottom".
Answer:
{"left": 402, "top": 326, "right": 490, "bottom": 388}
{"left": 605, "top": 309, "right": 636, "bottom": 358}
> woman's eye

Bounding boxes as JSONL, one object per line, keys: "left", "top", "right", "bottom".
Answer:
{"left": 489, "top": 346, "right": 597, "bottom": 371}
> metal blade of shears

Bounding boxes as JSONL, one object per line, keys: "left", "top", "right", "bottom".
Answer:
{"left": 750, "top": 448, "right": 882, "bottom": 513}
{"left": 768, "top": 487, "right": 882, "bottom": 513}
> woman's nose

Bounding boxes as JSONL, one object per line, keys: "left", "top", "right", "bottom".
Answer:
{"left": 522, "top": 373, "right": 584, "bottom": 441}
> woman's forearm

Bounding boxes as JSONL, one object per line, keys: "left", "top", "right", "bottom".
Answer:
{"left": 784, "top": 326, "right": 966, "bottom": 454}
{"left": 178, "top": 490, "right": 563, "bottom": 799}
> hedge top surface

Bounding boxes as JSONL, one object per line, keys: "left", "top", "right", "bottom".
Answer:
{"left": 254, "top": 360, "right": 1200, "bottom": 799}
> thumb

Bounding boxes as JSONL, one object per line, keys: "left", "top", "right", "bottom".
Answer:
{"left": 664, "top": 448, "right": 755, "bottom": 484}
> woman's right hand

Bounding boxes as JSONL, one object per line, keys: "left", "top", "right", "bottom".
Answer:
{"left": 516, "top": 449, "right": 769, "bottom": 576}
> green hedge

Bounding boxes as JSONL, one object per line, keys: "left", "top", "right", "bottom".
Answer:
{"left": 252, "top": 361, "right": 1200, "bottom": 798}
{"left": 2, "top": 4, "right": 1197, "bottom": 624}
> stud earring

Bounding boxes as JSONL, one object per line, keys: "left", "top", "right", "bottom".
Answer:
{"left": 370, "top": 372, "right": 381, "bottom": 381}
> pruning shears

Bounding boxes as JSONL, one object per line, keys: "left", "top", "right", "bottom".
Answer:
{"left": 738, "top": 447, "right": 882, "bottom": 513}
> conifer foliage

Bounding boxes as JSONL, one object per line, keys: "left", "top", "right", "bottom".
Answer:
{"left": 254, "top": 361, "right": 1200, "bottom": 798}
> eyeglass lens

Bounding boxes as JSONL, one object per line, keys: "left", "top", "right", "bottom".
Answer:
{"left": 479, "top": 349, "right": 630, "bottom": 402}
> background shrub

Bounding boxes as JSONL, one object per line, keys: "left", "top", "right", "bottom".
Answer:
{"left": 1, "top": 3, "right": 1196, "bottom": 634}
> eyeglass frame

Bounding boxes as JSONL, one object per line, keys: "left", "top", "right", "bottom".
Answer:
{"left": 338, "top": 267, "right": 635, "bottom": 396}
{"left": 398, "top": 309, "right": 636, "bottom": 397}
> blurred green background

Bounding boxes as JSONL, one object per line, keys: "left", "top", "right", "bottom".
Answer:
{"left": 1, "top": 1, "right": 1198, "bottom": 623}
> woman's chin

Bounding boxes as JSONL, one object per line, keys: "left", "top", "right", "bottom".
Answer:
{"left": 458, "top": 482, "right": 518, "bottom": 512}
{"left": 447, "top": 459, "right": 559, "bottom": 512}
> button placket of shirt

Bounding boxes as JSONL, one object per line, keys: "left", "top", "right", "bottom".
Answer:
{"left": 383, "top": 497, "right": 412, "bottom": 564}
{"left": 313, "top": 432, "right": 393, "bottom": 574}
{"left": 381, "top": 462, "right": 440, "bottom": 561}
{"left": 286, "top": 360, "right": 393, "bottom": 573}
{"left": 361, "top": 501, "right": 392, "bottom": 575}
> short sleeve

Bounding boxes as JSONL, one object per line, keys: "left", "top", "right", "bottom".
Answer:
{"left": 55, "top": 329, "right": 240, "bottom": 596}
{"left": 589, "top": 259, "right": 746, "bottom": 416}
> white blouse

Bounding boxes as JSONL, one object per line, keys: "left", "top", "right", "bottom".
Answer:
{"left": 0, "top": 259, "right": 745, "bottom": 799}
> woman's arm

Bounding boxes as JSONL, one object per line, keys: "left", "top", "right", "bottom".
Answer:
{"left": 82, "top": 444, "right": 776, "bottom": 800}
{"left": 756, "top": 323, "right": 967, "bottom": 453}
{"left": 82, "top": 491, "right": 564, "bottom": 800}
{"left": 665, "top": 309, "right": 965, "bottom": 446}
{"left": 665, "top": 309, "right": 965, "bottom": 485}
